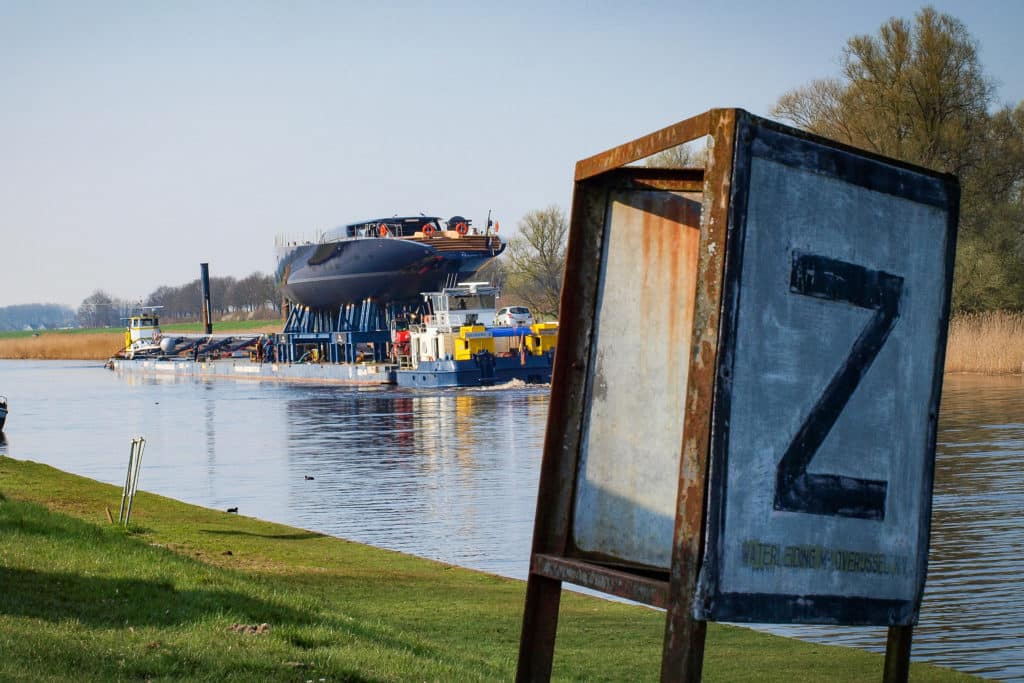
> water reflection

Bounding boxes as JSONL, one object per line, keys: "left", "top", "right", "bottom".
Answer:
{"left": 764, "top": 374, "right": 1024, "bottom": 680}
{"left": 0, "top": 362, "right": 1020, "bottom": 679}
{"left": 281, "top": 386, "right": 548, "bottom": 576}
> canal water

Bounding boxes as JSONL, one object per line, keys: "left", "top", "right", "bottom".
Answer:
{"left": 0, "top": 361, "right": 1020, "bottom": 680}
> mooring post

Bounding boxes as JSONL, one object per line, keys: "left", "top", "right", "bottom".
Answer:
{"left": 117, "top": 439, "right": 135, "bottom": 524}
{"left": 123, "top": 437, "right": 146, "bottom": 526}
{"left": 200, "top": 263, "right": 213, "bottom": 335}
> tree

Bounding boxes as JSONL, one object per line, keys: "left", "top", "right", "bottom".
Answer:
{"left": 0, "top": 304, "right": 75, "bottom": 331}
{"left": 772, "top": 6, "right": 1024, "bottom": 312}
{"left": 644, "top": 142, "right": 707, "bottom": 169}
{"left": 474, "top": 257, "right": 506, "bottom": 291}
{"left": 502, "top": 206, "right": 569, "bottom": 319}
{"left": 77, "top": 291, "right": 122, "bottom": 328}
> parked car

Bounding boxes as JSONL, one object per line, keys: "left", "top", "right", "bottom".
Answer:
{"left": 495, "top": 306, "right": 534, "bottom": 327}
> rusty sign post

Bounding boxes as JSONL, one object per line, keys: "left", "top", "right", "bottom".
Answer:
{"left": 516, "top": 109, "right": 958, "bottom": 682}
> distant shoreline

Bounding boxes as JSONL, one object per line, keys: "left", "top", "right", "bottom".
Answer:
{"left": 0, "top": 312, "right": 1021, "bottom": 374}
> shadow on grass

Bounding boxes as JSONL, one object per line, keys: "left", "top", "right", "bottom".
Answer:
{"left": 0, "top": 566, "right": 308, "bottom": 628}
{"left": 200, "top": 528, "right": 324, "bottom": 540}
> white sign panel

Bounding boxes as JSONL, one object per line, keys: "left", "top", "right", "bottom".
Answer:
{"left": 571, "top": 189, "right": 701, "bottom": 569}
{"left": 698, "top": 125, "right": 957, "bottom": 625}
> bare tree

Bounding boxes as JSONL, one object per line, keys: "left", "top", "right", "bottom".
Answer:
{"left": 644, "top": 141, "right": 707, "bottom": 169}
{"left": 502, "top": 206, "right": 569, "bottom": 319}
{"left": 77, "top": 290, "right": 122, "bottom": 328}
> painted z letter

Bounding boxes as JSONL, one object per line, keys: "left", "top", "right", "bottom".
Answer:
{"left": 773, "top": 251, "right": 904, "bottom": 521}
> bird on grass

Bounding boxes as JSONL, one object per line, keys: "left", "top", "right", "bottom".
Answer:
{"left": 226, "top": 507, "right": 238, "bottom": 513}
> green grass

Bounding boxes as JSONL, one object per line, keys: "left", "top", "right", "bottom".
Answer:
{"left": 159, "top": 318, "right": 283, "bottom": 334}
{"left": 0, "top": 458, "right": 976, "bottom": 682}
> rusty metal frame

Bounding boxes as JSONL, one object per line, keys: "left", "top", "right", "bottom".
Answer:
{"left": 516, "top": 108, "right": 739, "bottom": 682}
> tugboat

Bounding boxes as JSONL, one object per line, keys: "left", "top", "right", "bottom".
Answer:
{"left": 395, "top": 282, "right": 557, "bottom": 388}
{"left": 118, "top": 309, "right": 164, "bottom": 359}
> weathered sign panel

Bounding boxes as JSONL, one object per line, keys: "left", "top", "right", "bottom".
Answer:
{"left": 572, "top": 189, "right": 701, "bottom": 569}
{"left": 517, "top": 109, "right": 958, "bottom": 681}
{"left": 695, "top": 116, "right": 959, "bottom": 625}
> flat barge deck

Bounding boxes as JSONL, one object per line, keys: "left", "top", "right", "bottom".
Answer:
{"left": 109, "top": 357, "right": 396, "bottom": 385}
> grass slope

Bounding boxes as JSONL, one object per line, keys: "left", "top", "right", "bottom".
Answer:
{"left": 0, "top": 458, "right": 976, "bottom": 682}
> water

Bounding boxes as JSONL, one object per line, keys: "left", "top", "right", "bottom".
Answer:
{"left": 0, "top": 361, "right": 1020, "bottom": 679}
{"left": 764, "top": 374, "right": 1024, "bottom": 680}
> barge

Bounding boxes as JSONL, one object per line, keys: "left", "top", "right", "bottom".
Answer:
{"left": 108, "top": 282, "right": 556, "bottom": 389}
{"left": 109, "top": 357, "right": 396, "bottom": 385}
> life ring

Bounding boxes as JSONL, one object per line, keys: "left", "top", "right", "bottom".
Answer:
{"left": 422, "top": 223, "right": 435, "bottom": 237}
{"left": 378, "top": 223, "right": 388, "bottom": 237}
{"left": 455, "top": 222, "right": 468, "bottom": 236}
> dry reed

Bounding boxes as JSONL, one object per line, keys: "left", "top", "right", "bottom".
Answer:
{"left": 0, "top": 332, "right": 124, "bottom": 360}
{"left": 944, "top": 311, "right": 1024, "bottom": 374}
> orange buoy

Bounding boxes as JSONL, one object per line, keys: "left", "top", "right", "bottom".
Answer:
{"left": 455, "top": 222, "right": 468, "bottom": 235}
{"left": 379, "top": 223, "right": 388, "bottom": 237}
{"left": 494, "top": 221, "right": 500, "bottom": 233}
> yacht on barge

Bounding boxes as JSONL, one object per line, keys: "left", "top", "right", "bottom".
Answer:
{"left": 276, "top": 214, "right": 505, "bottom": 309}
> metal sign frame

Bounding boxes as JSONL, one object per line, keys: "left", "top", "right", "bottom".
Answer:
{"left": 695, "top": 114, "right": 960, "bottom": 627}
{"left": 516, "top": 108, "right": 958, "bottom": 682}
{"left": 518, "top": 109, "right": 738, "bottom": 681}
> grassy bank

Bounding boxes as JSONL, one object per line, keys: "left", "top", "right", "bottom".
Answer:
{"left": 0, "top": 319, "right": 281, "bottom": 361}
{"left": 0, "top": 458, "right": 974, "bottom": 682}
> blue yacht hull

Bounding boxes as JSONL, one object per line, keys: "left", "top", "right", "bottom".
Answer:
{"left": 277, "top": 218, "right": 504, "bottom": 309}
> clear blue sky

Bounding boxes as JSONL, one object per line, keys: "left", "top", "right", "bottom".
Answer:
{"left": 2, "top": 1, "right": 1021, "bottom": 308}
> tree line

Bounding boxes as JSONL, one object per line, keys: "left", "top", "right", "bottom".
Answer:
{"left": 0, "top": 304, "right": 77, "bottom": 331}
{"left": 502, "top": 7, "right": 1024, "bottom": 317}
{"left": 74, "top": 272, "right": 279, "bottom": 329}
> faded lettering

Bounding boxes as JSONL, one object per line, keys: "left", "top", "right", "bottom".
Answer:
{"left": 740, "top": 539, "right": 910, "bottom": 576}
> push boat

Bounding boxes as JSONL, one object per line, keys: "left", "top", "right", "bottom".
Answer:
{"left": 276, "top": 215, "right": 505, "bottom": 309}
{"left": 395, "top": 282, "right": 557, "bottom": 388}
{"left": 119, "top": 311, "right": 163, "bottom": 359}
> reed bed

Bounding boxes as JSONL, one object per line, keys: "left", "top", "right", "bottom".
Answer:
{"left": 944, "top": 311, "right": 1024, "bottom": 374}
{"left": 0, "top": 320, "right": 282, "bottom": 361}
{"left": 0, "top": 331, "right": 124, "bottom": 360}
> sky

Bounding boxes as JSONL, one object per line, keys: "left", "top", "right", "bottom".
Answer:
{"left": 2, "top": 1, "right": 1022, "bottom": 308}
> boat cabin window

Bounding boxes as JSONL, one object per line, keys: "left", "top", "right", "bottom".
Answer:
{"left": 454, "top": 294, "right": 495, "bottom": 310}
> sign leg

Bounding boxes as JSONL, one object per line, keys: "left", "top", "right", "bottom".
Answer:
{"left": 883, "top": 624, "right": 913, "bottom": 683}
{"left": 661, "top": 605, "right": 706, "bottom": 682}
{"left": 516, "top": 573, "right": 562, "bottom": 682}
